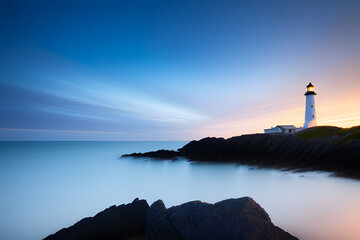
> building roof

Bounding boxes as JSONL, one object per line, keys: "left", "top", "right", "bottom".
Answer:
{"left": 276, "top": 125, "right": 296, "bottom": 129}
{"left": 306, "top": 82, "right": 314, "bottom": 87}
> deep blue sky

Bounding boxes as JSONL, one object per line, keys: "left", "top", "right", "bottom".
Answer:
{"left": 1, "top": 0, "right": 360, "bottom": 140}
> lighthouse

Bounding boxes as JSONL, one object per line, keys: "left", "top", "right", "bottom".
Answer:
{"left": 264, "top": 82, "right": 318, "bottom": 133}
{"left": 304, "top": 82, "right": 317, "bottom": 128}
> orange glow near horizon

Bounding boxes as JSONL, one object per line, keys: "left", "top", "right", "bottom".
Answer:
{"left": 192, "top": 65, "right": 360, "bottom": 139}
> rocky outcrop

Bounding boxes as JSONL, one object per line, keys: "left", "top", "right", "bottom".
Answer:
{"left": 146, "top": 197, "right": 297, "bottom": 240}
{"left": 122, "top": 134, "right": 360, "bottom": 180}
{"left": 44, "top": 197, "right": 298, "bottom": 240}
{"left": 145, "top": 200, "right": 184, "bottom": 240}
{"left": 122, "top": 149, "right": 178, "bottom": 160}
{"left": 44, "top": 198, "right": 149, "bottom": 240}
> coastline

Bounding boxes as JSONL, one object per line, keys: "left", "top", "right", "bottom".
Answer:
{"left": 122, "top": 130, "right": 360, "bottom": 180}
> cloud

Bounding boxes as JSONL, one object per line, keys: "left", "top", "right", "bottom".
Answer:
{"left": 0, "top": 128, "right": 127, "bottom": 135}
{"left": 0, "top": 49, "right": 208, "bottom": 127}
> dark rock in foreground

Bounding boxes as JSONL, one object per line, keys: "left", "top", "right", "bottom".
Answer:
{"left": 44, "top": 197, "right": 298, "bottom": 240}
{"left": 44, "top": 198, "right": 149, "bottom": 240}
{"left": 146, "top": 197, "right": 297, "bottom": 240}
{"left": 123, "top": 134, "right": 360, "bottom": 180}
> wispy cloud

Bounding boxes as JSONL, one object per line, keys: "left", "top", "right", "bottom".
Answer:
{"left": 0, "top": 49, "right": 208, "bottom": 126}
{"left": 56, "top": 79, "right": 207, "bottom": 123}
{"left": 0, "top": 128, "right": 128, "bottom": 135}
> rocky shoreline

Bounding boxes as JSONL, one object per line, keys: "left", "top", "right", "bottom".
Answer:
{"left": 122, "top": 133, "right": 360, "bottom": 180}
{"left": 44, "top": 197, "right": 298, "bottom": 240}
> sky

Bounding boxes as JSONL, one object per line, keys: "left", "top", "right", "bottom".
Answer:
{"left": 0, "top": 0, "right": 360, "bottom": 140}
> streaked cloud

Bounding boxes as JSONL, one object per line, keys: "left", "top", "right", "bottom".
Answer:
{"left": 0, "top": 128, "right": 127, "bottom": 135}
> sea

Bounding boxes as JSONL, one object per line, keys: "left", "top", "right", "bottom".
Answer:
{"left": 0, "top": 141, "right": 360, "bottom": 240}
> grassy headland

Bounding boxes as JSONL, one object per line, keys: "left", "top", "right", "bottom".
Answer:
{"left": 295, "top": 125, "right": 360, "bottom": 142}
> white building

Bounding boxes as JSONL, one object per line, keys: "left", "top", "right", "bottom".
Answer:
{"left": 264, "top": 125, "right": 299, "bottom": 134}
{"left": 264, "top": 82, "right": 318, "bottom": 134}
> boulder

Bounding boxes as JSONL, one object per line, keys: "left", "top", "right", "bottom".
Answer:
{"left": 44, "top": 198, "right": 149, "bottom": 240}
{"left": 146, "top": 197, "right": 297, "bottom": 240}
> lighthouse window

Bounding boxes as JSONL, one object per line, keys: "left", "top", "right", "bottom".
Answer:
{"left": 312, "top": 114, "right": 315, "bottom": 118}
{"left": 311, "top": 105, "right": 315, "bottom": 108}
{"left": 307, "top": 86, "right": 315, "bottom": 92}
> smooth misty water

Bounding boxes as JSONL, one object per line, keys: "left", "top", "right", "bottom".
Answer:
{"left": 0, "top": 142, "right": 360, "bottom": 240}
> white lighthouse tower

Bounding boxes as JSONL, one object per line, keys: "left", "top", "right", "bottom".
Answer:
{"left": 304, "top": 82, "right": 317, "bottom": 128}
